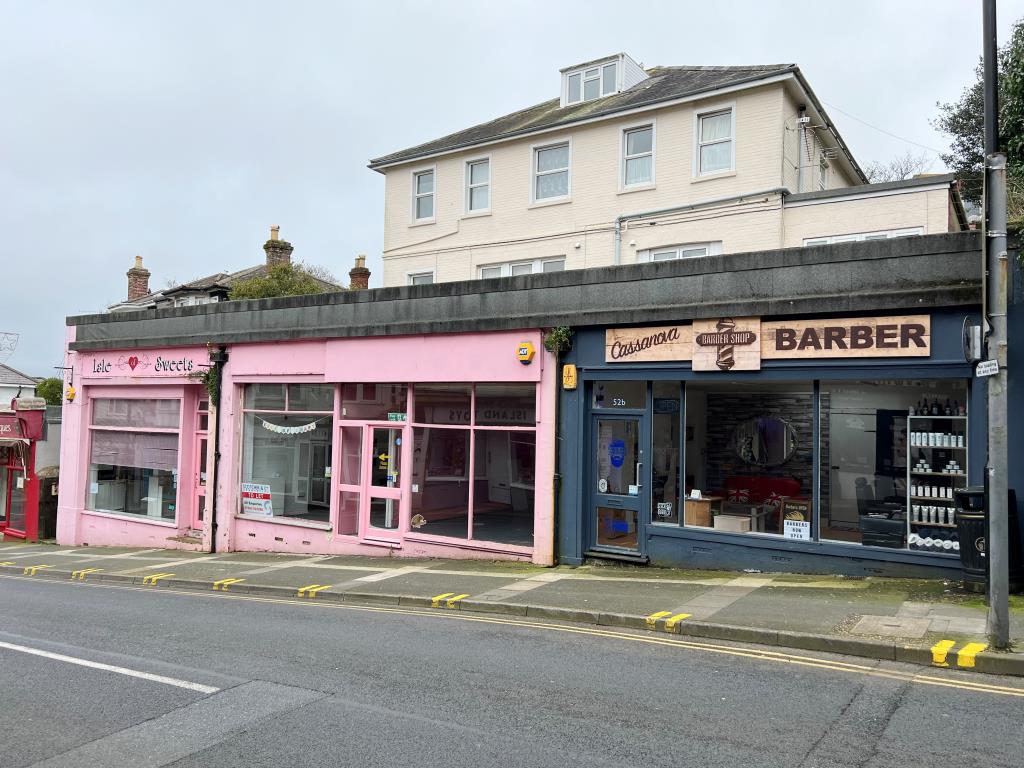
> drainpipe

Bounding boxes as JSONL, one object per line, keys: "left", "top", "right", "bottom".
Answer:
{"left": 613, "top": 188, "right": 792, "bottom": 265}
{"left": 206, "top": 346, "right": 229, "bottom": 554}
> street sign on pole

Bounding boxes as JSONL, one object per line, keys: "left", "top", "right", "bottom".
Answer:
{"left": 976, "top": 359, "right": 999, "bottom": 377}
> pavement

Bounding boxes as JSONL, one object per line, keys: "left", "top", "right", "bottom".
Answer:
{"left": 2, "top": 538, "right": 1023, "bottom": 678}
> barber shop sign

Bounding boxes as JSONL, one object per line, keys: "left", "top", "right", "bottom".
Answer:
{"left": 605, "top": 315, "right": 931, "bottom": 370}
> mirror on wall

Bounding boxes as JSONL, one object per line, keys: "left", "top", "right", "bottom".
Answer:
{"left": 730, "top": 416, "right": 797, "bottom": 466}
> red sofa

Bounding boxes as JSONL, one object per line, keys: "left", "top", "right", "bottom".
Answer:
{"left": 721, "top": 475, "right": 803, "bottom": 530}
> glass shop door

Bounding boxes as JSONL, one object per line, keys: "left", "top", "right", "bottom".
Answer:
{"left": 590, "top": 414, "right": 646, "bottom": 554}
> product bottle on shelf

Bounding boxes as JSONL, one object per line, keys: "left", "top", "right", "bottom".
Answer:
{"left": 944, "top": 398, "right": 952, "bottom": 416}
{"left": 930, "top": 399, "right": 941, "bottom": 416}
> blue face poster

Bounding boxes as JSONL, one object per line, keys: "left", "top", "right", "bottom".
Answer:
{"left": 609, "top": 438, "right": 626, "bottom": 468}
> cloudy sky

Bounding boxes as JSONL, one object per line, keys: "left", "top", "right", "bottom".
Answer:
{"left": 3, "top": 0, "right": 1022, "bottom": 377}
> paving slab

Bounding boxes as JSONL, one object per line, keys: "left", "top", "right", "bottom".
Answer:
{"left": 521, "top": 577, "right": 713, "bottom": 615}
{"left": 711, "top": 586, "right": 907, "bottom": 634}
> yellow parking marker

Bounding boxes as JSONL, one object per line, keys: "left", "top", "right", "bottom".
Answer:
{"left": 431, "top": 592, "right": 454, "bottom": 608}
{"left": 931, "top": 639, "right": 957, "bottom": 666}
{"left": 141, "top": 572, "right": 175, "bottom": 586}
{"left": 664, "top": 613, "right": 692, "bottom": 631}
{"left": 70, "top": 568, "right": 103, "bottom": 581}
{"left": 0, "top": 561, "right": 14, "bottom": 566}
{"left": 957, "top": 642, "right": 988, "bottom": 669}
{"left": 22, "top": 565, "right": 52, "bottom": 576}
{"left": 645, "top": 610, "right": 673, "bottom": 629}
{"left": 445, "top": 593, "right": 469, "bottom": 608}
{"left": 212, "top": 578, "right": 245, "bottom": 591}
{"left": 303, "top": 584, "right": 332, "bottom": 598}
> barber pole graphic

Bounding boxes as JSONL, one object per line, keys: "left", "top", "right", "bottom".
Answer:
{"left": 715, "top": 318, "right": 736, "bottom": 370}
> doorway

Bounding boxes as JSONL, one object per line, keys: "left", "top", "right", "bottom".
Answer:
{"left": 590, "top": 413, "right": 646, "bottom": 553}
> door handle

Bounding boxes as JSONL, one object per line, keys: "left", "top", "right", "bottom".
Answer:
{"left": 635, "top": 462, "right": 642, "bottom": 487}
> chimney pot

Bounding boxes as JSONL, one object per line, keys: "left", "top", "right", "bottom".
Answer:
{"left": 348, "top": 254, "right": 371, "bottom": 290}
{"left": 126, "top": 255, "right": 151, "bottom": 301}
{"left": 264, "top": 227, "right": 293, "bottom": 268}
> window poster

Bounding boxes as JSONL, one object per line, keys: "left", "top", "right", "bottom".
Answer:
{"left": 241, "top": 482, "right": 273, "bottom": 516}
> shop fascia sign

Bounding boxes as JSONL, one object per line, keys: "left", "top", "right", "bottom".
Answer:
{"left": 83, "top": 350, "right": 206, "bottom": 378}
{"left": 605, "top": 315, "right": 931, "bottom": 370}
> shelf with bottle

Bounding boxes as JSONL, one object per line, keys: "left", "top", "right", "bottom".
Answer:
{"left": 908, "top": 397, "right": 966, "bottom": 418}
{"left": 910, "top": 496, "right": 957, "bottom": 502}
{"left": 910, "top": 471, "right": 966, "bottom": 477}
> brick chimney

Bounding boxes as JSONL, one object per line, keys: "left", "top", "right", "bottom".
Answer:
{"left": 348, "top": 255, "right": 370, "bottom": 290}
{"left": 126, "top": 255, "right": 151, "bottom": 301}
{"left": 263, "top": 225, "right": 294, "bottom": 268}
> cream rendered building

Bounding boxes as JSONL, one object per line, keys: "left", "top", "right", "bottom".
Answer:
{"left": 369, "top": 54, "right": 966, "bottom": 286}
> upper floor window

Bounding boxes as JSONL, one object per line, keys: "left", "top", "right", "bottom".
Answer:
{"left": 803, "top": 228, "right": 923, "bottom": 246}
{"left": 413, "top": 169, "right": 435, "bottom": 221}
{"left": 408, "top": 271, "right": 434, "bottom": 286}
{"left": 696, "top": 108, "right": 734, "bottom": 175}
{"left": 534, "top": 142, "right": 570, "bottom": 201}
{"left": 819, "top": 159, "right": 829, "bottom": 191}
{"left": 639, "top": 242, "right": 722, "bottom": 263}
{"left": 623, "top": 125, "right": 654, "bottom": 187}
{"left": 466, "top": 159, "right": 490, "bottom": 213}
{"left": 479, "top": 258, "right": 565, "bottom": 279}
{"left": 566, "top": 62, "right": 617, "bottom": 105}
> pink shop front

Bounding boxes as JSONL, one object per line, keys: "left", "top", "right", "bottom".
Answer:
{"left": 57, "top": 331, "right": 556, "bottom": 564}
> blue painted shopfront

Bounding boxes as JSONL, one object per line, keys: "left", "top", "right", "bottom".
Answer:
{"left": 556, "top": 308, "right": 998, "bottom": 577}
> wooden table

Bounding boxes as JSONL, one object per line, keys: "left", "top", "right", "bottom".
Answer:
{"left": 684, "top": 496, "right": 723, "bottom": 527}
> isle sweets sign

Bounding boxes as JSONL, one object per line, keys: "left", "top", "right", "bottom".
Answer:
{"left": 605, "top": 315, "right": 930, "bottom": 369}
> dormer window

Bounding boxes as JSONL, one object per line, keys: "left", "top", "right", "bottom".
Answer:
{"left": 566, "top": 63, "right": 617, "bottom": 105}
{"left": 560, "top": 54, "right": 648, "bottom": 108}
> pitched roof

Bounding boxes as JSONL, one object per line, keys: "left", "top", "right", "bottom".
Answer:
{"left": 110, "top": 263, "right": 340, "bottom": 311}
{"left": 369, "top": 64, "right": 797, "bottom": 169}
{"left": 0, "top": 363, "right": 38, "bottom": 387}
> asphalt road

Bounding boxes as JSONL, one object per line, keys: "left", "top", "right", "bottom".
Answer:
{"left": 1, "top": 575, "right": 1022, "bottom": 768}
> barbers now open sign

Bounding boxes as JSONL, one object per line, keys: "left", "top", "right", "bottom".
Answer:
{"left": 605, "top": 315, "right": 930, "bottom": 370}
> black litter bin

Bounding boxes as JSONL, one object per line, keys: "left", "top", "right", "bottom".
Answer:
{"left": 954, "top": 486, "right": 1023, "bottom": 594}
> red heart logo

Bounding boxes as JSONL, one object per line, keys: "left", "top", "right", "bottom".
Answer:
{"left": 127, "top": 356, "right": 139, "bottom": 371}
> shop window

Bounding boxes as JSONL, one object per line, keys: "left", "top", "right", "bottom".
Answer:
{"left": 287, "top": 384, "right": 335, "bottom": 412}
{"left": 410, "top": 426, "right": 470, "bottom": 539}
{"left": 471, "top": 430, "right": 535, "bottom": 546}
{"left": 684, "top": 381, "right": 813, "bottom": 538}
{"left": 240, "top": 386, "right": 334, "bottom": 523}
{"left": 93, "top": 398, "right": 180, "bottom": 429}
{"left": 245, "top": 384, "right": 286, "bottom": 411}
{"left": 338, "top": 490, "right": 359, "bottom": 536}
{"left": 592, "top": 380, "right": 646, "bottom": 410}
{"left": 414, "top": 384, "right": 471, "bottom": 424}
{"left": 86, "top": 398, "right": 181, "bottom": 522}
{"left": 651, "top": 382, "right": 681, "bottom": 525}
{"left": 408, "top": 383, "right": 539, "bottom": 546}
{"left": 341, "top": 384, "right": 408, "bottom": 421}
{"left": 820, "top": 379, "right": 968, "bottom": 551}
{"left": 474, "top": 383, "right": 535, "bottom": 426}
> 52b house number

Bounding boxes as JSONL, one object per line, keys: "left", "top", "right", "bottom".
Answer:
{"left": 612, "top": 397, "right": 627, "bottom": 407}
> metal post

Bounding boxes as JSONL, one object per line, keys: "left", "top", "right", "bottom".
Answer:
{"left": 982, "top": 0, "right": 1009, "bottom": 649}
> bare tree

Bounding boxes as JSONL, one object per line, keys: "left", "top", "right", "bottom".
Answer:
{"left": 862, "top": 151, "right": 933, "bottom": 183}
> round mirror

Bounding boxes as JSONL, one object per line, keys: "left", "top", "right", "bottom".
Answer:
{"left": 730, "top": 416, "right": 797, "bottom": 466}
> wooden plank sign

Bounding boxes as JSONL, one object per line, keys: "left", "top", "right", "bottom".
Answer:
{"left": 692, "top": 317, "right": 761, "bottom": 371}
{"left": 605, "top": 325, "right": 692, "bottom": 363}
{"left": 762, "top": 315, "right": 930, "bottom": 359}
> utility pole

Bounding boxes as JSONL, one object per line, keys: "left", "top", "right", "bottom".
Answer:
{"left": 983, "top": 0, "right": 1010, "bottom": 649}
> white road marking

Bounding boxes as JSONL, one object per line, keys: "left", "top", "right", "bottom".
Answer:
{"left": 0, "top": 640, "right": 220, "bottom": 694}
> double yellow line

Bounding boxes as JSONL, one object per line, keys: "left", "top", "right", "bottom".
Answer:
{"left": 646, "top": 610, "right": 692, "bottom": 630}
{"left": 212, "top": 578, "right": 245, "bottom": 592}
{"left": 141, "top": 572, "right": 175, "bottom": 586}
{"left": 297, "top": 584, "right": 332, "bottom": 598}
{"left": 431, "top": 592, "right": 469, "bottom": 608}
{"left": 70, "top": 568, "right": 103, "bottom": 581}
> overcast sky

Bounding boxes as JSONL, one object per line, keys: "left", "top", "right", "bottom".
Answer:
{"left": 3, "top": 0, "right": 1022, "bottom": 377}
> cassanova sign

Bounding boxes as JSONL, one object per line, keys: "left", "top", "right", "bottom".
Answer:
{"left": 605, "top": 315, "right": 930, "bottom": 370}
